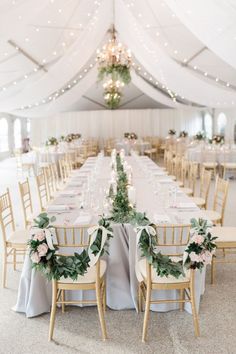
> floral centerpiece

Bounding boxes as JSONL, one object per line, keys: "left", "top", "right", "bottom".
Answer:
{"left": 194, "top": 131, "right": 206, "bottom": 141}
{"left": 45, "top": 137, "right": 58, "bottom": 146}
{"left": 124, "top": 132, "right": 138, "bottom": 140}
{"left": 209, "top": 135, "right": 224, "bottom": 145}
{"left": 168, "top": 129, "right": 176, "bottom": 136}
{"left": 179, "top": 130, "right": 188, "bottom": 138}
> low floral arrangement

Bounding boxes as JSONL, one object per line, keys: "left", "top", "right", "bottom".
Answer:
{"left": 209, "top": 135, "right": 224, "bottom": 145}
{"left": 124, "top": 132, "right": 138, "bottom": 140}
{"left": 65, "top": 133, "right": 81, "bottom": 143}
{"left": 28, "top": 213, "right": 113, "bottom": 280}
{"left": 168, "top": 129, "right": 176, "bottom": 136}
{"left": 179, "top": 130, "right": 188, "bottom": 138}
{"left": 45, "top": 137, "right": 58, "bottom": 146}
{"left": 194, "top": 131, "right": 206, "bottom": 141}
{"left": 184, "top": 218, "right": 217, "bottom": 270}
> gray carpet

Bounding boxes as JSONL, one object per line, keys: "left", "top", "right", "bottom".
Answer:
{"left": 0, "top": 158, "right": 236, "bottom": 354}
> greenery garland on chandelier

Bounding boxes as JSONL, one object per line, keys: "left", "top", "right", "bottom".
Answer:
{"left": 28, "top": 152, "right": 217, "bottom": 281}
{"left": 96, "top": 25, "right": 132, "bottom": 109}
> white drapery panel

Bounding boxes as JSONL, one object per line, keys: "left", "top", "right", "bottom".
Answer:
{"left": 30, "top": 108, "right": 203, "bottom": 146}
{"left": 0, "top": 0, "right": 111, "bottom": 111}
{"left": 164, "top": 0, "right": 236, "bottom": 71}
{"left": 115, "top": 0, "right": 236, "bottom": 108}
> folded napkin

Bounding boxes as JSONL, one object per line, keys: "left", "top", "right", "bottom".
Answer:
{"left": 73, "top": 214, "right": 92, "bottom": 225}
{"left": 68, "top": 181, "right": 83, "bottom": 187}
{"left": 47, "top": 205, "right": 70, "bottom": 212}
{"left": 177, "top": 202, "right": 197, "bottom": 209}
{"left": 153, "top": 214, "right": 171, "bottom": 224}
{"left": 153, "top": 171, "right": 166, "bottom": 176}
{"left": 158, "top": 178, "right": 173, "bottom": 184}
{"left": 59, "top": 190, "right": 79, "bottom": 196}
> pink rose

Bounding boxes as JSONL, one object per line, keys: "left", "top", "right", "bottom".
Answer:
{"left": 37, "top": 243, "right": 48, "bottom": 257}
{"left": 189, "top": 252, "right": 202, "bottom": 263}
{"left": 191, "top": 234, "right": 204, "bottom": 245}
{"left": 31, "top": 252, "right": 41, "bottom": 264}
{"left": 33, "top": 230, "right": 45, "bottom": 242}
{"left": 201, "top": 251, "right": 212, "bottom": 265}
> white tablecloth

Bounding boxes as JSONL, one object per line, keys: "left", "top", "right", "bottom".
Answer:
{"left": 186, "top": 147, "right": 236, "bottom": 163}
{"left": 14, "top": 156, "right": 206, "bottom": 317}
{"left": 116, "top": 140, "right": 151, "bottom": 155}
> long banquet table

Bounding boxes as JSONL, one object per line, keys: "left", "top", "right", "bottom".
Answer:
{"left": 14, "top": 155, "right": 207, "bottom": 317}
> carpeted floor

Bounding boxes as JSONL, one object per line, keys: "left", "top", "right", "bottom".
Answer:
{"left": 0, "top": 158, "right": 236, "bottom": 354}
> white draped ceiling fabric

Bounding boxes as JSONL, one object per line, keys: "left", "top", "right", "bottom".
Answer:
{"left": 0, "top": 0, "right": 235, "bottom": 117}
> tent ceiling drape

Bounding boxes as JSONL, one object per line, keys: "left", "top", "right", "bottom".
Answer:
{"left": 0, "top": 0, "right": 235, "bottom": 116}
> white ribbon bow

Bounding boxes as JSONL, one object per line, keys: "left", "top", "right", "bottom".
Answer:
{"left": 136, "top": 225, "right": 156, "bottom": 246}
{"left": 88, "top": 225, "right": 113, "bottom": 267}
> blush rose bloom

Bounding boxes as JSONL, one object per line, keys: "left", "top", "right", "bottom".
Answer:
{"left": 191, "top": 234, "right": 204, "bottom": 245}
{"left": 33, "top": 230, "right": 45, "bottom": 242}
{"left": 37, "top": 243, "right": 48, "bottom": 257}
{"left": 189, "top": 252, "right": 202, "bottom": 263}
{"left": 31, "top": 252, "right": 41, "bottom": 264}
{"left": 201, "top": 251, "right": 212, "bottom": 265}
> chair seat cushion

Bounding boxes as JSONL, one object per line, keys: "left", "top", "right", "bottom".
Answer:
{"left": 211, "top": 227, "right": 236, "bottom": 243}
{"left": 168, "top": 175, "right": 176, "bottom": 181}
{"left": 202, "top": 162, "right": 218, "bottom": 168}
{"left": 189, "top": 197, "right": 205, "bottom": 206}
{"left": 177, "top": 180, "right": 184, "bottom": 187}
{"left": 180, "top": 187, "right": 193, "bottom": 196}
{"left": 58, "top": 260, "right": 107, "bottom": 284}
{"left": 7, "top": 229, "right": 29, "bottom": 246}
{"left": 136, "top": 258, "right": 189, "bottom": 283}
{"left": 222, "top": 163, "right": 236, "bottom": 169}
{"left": 201, "top": 210, "right": 221, "bottom": 222}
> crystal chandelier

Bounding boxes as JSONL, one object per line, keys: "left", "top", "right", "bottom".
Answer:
{"left": 96, "top": 25, "right": 132, "bottom": 109}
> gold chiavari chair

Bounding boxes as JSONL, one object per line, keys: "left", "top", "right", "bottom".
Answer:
{"left": 48, "top": 226, "right": 107, "bottom": 341}
{"left": 0, "top": 189, "right": 28, "bottom": 287}
{"left": 176, "top": 158, "right": 188, "bottom": 187}
{"left": 136, "top": 224, "right": 199, "bottom": 342}
{"left": 210, "top": 226, "right": 236, "bottom": 284}
{"left": 14, "top": 149, "right": 35, "bottom": 177}
{"left": 189, "top": 169, "right": 212, "bottom": 209}
{"left": 201, "top": 176, "right": 229, "bottom": 225}
{"left": 180, "top": 162, "right": 198, "bottom": 196}
{"left": 35, "top": 173, "right": 49, "bottom": 211}
{"left": 59, "top": 159, "right": 69, "bottom": 183}
{"left": 202, "top": 150, "right": 218, "bottom": 178}
{"left": 18, "top": 178, "right": 34, "bottom": 228}
{"left": 42, "top": 165, "right": 56, "bottom": 200}
{"left": 50, "top": 163, "right": 62, "bottom": 191}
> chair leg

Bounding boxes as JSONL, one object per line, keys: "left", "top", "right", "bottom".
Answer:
{"left": 138, "top": 283, "right": 142, "bottom": 313}
{"left": 61, "top": 290, "right": 65, "bottom": 313}
{"left": 13, "top": 249, "right": 16, "bottom": 271}
{"left": 96, "top": 280, "right": 107, "bottom": 340}
{"left": 2, "top": 251, "right": 7, "bottom": 288}
{"left": 211, "top": 257, "right": 215, "bottom": 285}
{"left": 142, "top": 282, "right": 151, "bottom": 343}
{"left": 48, "top": 280, "right": 57, "bottom": 341}
{"left": 179, "top": 289, "right": 184, "bottom": 311}
{"left": 102, "top": 280, "right": 106, "bottom": 314}
{"left": 190, "top": 284, "right": 200, "bottom": 337}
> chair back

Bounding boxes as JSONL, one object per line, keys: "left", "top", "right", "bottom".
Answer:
{"left": 213, "top": 176, "right": 229, "bottom": 224}
{"left": 59, "top": 159, "right": 69, "bottom": 182}
{"left": 0, "top": 189, "right": 15, "bottom": 244}
{"left": 50, "top": 163, "right": 60, "bottom": 189}
{"left": 188, "top": 162, "right": 198, "bottom": 195}
{"left": 36, "top": 173, "right": 49, "bottom": 211}
{"left": 54, "top": 226, "right": 93, "bottom": 256}
{"left": 43, "top": 165, "right": 55, "bottom": 199}
{"left": 155, "top": 224, "right": 191, "bottom": 258}
{"left": 18, "top": 178, "right": 33, "bottom": 228}
{"left": 200, "top": 169, "right": 212, "bottom": 207}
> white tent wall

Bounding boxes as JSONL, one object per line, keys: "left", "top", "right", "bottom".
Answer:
{"left": 30, "top": 108, "right": 204, "bottom": 146}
